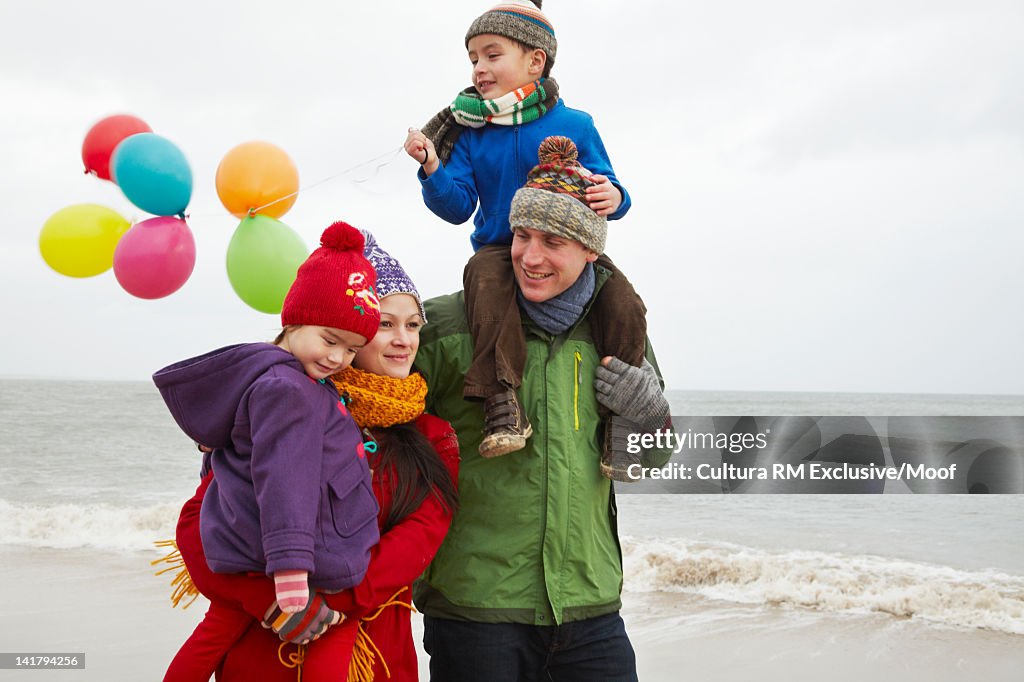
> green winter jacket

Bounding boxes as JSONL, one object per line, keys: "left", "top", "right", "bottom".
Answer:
{"left": 413, "top": 268, "right": 672, "bottom": 625}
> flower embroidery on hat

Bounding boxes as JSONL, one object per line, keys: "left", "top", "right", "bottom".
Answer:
{"left": 346, "top": 272, "right": 381, "bottom": 316}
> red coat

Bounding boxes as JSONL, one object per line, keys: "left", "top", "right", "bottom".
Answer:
{"left": 169, "top": 414, "right": 459, "bottom": 682}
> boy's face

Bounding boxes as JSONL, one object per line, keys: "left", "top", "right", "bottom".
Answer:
{"left": 467, "top": 34, "right": 544, "bottom": 99}
{"left": 511, "top": 227, "right": 599, "bottom": 303}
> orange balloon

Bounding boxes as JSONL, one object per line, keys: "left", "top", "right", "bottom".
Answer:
{"left": 215, "top": 141, "right": 299, "bottom": 219}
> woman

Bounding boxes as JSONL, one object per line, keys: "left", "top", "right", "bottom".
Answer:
{"left": 164, "top": 231, "right": 459, "bottom": 681}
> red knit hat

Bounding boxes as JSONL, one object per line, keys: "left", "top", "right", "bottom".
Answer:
{"left": 281, "top": 221, "right": 381, "bottom": 342}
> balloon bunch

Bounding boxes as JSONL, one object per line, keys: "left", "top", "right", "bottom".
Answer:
{"left": 216, "top": 142, "right": 308, "bottom": 314}
{"left": 39, "top": 114, "right": 197, "bottom": 299}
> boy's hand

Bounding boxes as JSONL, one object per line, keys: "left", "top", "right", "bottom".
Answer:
{"left": 405, "top": 127, "right": 440, "bottom": 176}
{"left": 585, "top": 175, "right": 622, "bottom": 216}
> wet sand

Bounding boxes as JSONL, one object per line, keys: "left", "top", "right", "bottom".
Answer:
{"left": 2, "top": 548, "right": 1022, "bottom": 681}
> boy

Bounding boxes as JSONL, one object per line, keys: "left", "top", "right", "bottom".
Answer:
{"left": 404, "top": 0, "right": 648, "bottom": 480}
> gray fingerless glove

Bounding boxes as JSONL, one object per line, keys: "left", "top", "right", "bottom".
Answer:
{"left": 594, "top": 357, "right": 670, "bottom": 433}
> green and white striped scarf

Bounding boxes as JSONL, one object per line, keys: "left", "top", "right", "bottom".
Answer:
{"left": 451, "top": 80, "right": 551, "bottom": 128}
{"left": 421, "top": 78, "right": 560, "bottom": 165}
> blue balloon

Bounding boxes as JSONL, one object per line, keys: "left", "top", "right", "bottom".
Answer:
{"left": 111, "top": 133, "right": 192, "bottom": 216}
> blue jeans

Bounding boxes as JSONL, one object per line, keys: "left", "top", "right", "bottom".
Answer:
{"left": 423, "top": 612, "right": 638, "bottom": 682}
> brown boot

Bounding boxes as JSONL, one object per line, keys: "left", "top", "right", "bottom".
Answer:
{"left": 600, "top": 418, "right": 643, "bottom": 482}
{"left": 479, "top": 389, "right": 533, "bottom": 458}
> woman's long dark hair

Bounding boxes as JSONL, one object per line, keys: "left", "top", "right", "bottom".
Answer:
{"left": 369, "top": 422, "right": 459, "bottom": 533}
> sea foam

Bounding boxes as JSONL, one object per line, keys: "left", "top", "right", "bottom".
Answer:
{"left": 0, "top": 498, "right": 180, "bottom": 553}
{"left": 622, "top": 535, "right": 1024, "bottom": 635}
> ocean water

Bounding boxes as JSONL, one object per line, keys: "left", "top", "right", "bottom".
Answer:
{"left": 1, "top": 379, "right": 1023, "bottom": 638}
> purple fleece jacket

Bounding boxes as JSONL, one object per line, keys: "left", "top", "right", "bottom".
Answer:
{"left": 153, "top": 343, "right": 379, "bottom": 591}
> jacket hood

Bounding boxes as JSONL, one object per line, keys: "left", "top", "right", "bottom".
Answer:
{"left": 153, "top": 343, "right": 299, "bottom": 449}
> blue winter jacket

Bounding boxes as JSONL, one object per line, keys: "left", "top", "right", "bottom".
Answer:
{"left": 419, "top": 100, "right": 631, "bottom": 251}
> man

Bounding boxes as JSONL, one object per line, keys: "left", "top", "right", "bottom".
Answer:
{"left": 413, "top": 135, "right": 673, "bottom": 681}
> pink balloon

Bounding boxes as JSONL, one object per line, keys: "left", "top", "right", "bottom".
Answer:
{"left": 113, "top": 216, "right": 196, "bottom": 299}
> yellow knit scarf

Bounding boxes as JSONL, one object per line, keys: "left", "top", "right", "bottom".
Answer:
{"left": 330, "top": 367, "right": 427, "bottom": 429}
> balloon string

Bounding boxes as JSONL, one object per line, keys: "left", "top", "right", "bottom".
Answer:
{"left": 249, "top": 146, "right": 404, "bottom": 215}
{"left": 349, "top": 147, "right": 405, "bottom": 185}
{"left": 183, "top": 145, "right": 405, "bottom": 221}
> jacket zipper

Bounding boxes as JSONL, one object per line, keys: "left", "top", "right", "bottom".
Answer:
{"left": 573, "top": 351, "right": 582, "bottom": 431}
{"left": 514, "top": 126, "right": 520, "bottom": 178}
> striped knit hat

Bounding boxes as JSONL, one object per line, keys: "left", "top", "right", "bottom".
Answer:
{"left": 466, "top": 0, "right": 557, "bottom": 68}
{"left": 509, "top": 136, "right": 606, "bottom": 253}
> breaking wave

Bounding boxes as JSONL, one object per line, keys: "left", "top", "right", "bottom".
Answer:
{"left": 622, "top": 536, "right": 1024, "bottom": 635}
{"left": 0, "top": 498, "right": 180, "bottom": 553}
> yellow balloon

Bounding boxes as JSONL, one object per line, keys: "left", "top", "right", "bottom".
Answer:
{"left": 39, "top": 204, "right": 130, "bottom": 278}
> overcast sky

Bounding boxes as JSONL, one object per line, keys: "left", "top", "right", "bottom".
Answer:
{"left": 2, "top": 0, "right": 1022, "bottom": 394}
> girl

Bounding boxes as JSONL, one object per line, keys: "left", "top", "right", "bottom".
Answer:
{"left": 166, "top": 231, "right": 459, "bottom": 681}
{"left": 156, "top": 222, "right": 384, "bottom": 681}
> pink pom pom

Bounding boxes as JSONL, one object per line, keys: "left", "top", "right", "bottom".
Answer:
{"left": 320, "top": 221, "right": 365, "bottom": 251}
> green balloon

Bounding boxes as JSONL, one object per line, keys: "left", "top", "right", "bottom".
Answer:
{"left": 226, "top": 215, "right": 308, "bottom": 314}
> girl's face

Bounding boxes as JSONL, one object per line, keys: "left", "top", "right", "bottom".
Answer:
{"left": 277, "top": 325, "right": 366, "bottom": 380}
{"left": 352, "top": 294, "right": 423, "bottom": 379}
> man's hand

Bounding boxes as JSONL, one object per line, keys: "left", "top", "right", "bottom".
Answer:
{"left": 262, "top": 592, "right": 344, "bottom": 645}
{"left": 405, "top": 127, "right": 440, "bottom": 175}
{"left": 585, "top": 175, "right": 622, "bottom": 216}
{"left": 594, "top": 357, "right": 670, "bottom": 432}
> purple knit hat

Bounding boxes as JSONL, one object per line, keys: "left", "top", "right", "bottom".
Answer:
{"left": 360, "top": 230, "right": 427, "bottom": 323}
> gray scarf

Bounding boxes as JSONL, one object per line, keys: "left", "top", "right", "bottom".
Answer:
{"left": 517, "top": 263, "right": 595, "bottom": 335}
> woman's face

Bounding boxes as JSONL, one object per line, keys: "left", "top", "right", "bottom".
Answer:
{"left": 352, "top": 293, "right": 423, "bottom": 378}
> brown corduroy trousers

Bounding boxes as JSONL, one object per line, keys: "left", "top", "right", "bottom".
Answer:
{"left": 462, "top": 245, "right": 648, "bottom": 399}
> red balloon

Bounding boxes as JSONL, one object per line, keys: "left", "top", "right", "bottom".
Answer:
{"left": 82, "top": 114, "right": 152, "bottom": 181}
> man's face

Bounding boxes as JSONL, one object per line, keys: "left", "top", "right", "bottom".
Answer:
{"left": 511, "top": 227, "right": 598, "bottom": 303}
